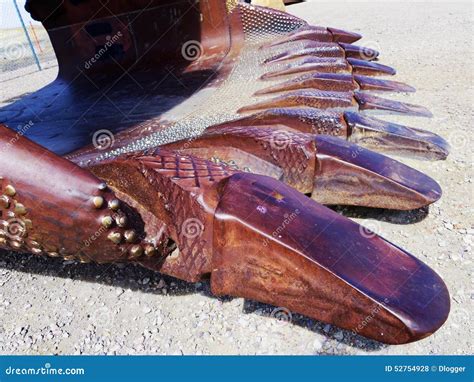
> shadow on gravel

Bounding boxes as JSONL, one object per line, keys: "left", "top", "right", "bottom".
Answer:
{"left": 1, "top": 250, "right": 385, "bottom": 352}
{"left": 331, "top": 205, "right": 430, "bottom": 225}
{"left": 243, "top": 300, "right": 385, "bottom": 353}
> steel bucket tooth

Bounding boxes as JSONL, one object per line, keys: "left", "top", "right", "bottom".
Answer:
{"left": 163, "top": 125, "right": 442, "bottom": 210}
{"left": 263, "top": 43, "right": 379, "bottom": 64}
{"left": 312, "top": 135, "right": 441, "bottom": 209}
{"left": 0, "top": 0, "right": 450, "bottom": 344}
{"left": 255, "top": 73, "right": 415, "bottom": 95}
{"left": 345, "top": 112, "right": 449, "bottom": 159}
{"left": 91, "top": 149, "right": 450, "bottom": 344}
{"left": 213, "top": 108, "right": 448, "bottom": 160}
{"left": 239, "top": 90, "right": 431, "bottom": 117}
{"left": 262, "top": 25, "right": 362, "bottom": 49}
{"left": 212, "top": 173, "right": 450, "bottom": 344}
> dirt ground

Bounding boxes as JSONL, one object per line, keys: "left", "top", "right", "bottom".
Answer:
{"left": 0, "top": 1, "right": 472, "bottom": 355}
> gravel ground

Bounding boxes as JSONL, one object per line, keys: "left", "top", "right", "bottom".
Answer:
{"left": 0, "top": 1, "right": 472, "bottom": 355}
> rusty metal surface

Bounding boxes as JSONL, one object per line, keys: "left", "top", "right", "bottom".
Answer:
{"left": 0, "top": 0, "right": 451, "bottom": 344}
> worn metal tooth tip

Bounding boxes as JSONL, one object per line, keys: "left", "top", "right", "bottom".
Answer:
{"left": 108, "top": 199, "right": 120, "bottom": 211}
{"left": 31, "top": 247, "right": 42, "bottom": 254}
{"left": 63, "top": 255, "right": 75, "bottom": 261}
{"left": 101, "top": 216, "right": 114, "bottom": 228}
{"left": 107, "top": 231, "right": 122, "bottom": 244}
{"left": 145, "top": 245, "right": 157, "bottom": 257}
{"left": 14, "top": 203, "right": 27, "bottom": 215}
{"left": 328, "top": 27, "right": 362, "bottom": 43}
{"left": 98, "top": 182, "right": 107, "bottom": 191}
{"left": 48, "top": 251, "right": 59, "bottom": 257}
{"left": 129, "top": 245, "right": 143, "bottom": 259}
{"left": 116, "top": 215, "right": 127, "bottom": 228}
{"left": 0, "top": 237, "right": 6, "bottom": 245}
{"left": 0, "top": 195, "right": 10, "bottom": 209}
{"left": 92, "top": 196, "right": 104, "bottom": 209}
{"left": 124, "top": 229, "right": 137, "bottom": 243}
{"left": 4, "top": 185, "right": 16, "bottom": 197}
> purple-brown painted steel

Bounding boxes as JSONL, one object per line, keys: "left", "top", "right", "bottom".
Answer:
{"left": 0, "top": 0, "right": 450, "bottom": 344}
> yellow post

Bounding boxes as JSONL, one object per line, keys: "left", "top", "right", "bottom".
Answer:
{"left": 252, "top": 0, "right": 286, "bottom": 12}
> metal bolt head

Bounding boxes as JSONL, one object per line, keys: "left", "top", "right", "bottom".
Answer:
{"left": 108, "top": 199, "right": 120, "bottom": 211}
{"left": 145, "top": 245, "right": 157, "bottom": 257}
{"left": 124, "top": 230, "right": 136, "bottom": 243}
{"left": 93, "top": 196, "right": 104, "bottom": 209}
{"left": 107, "top": 231, "right": 122, "bottom": 244}
{"left": 129, "top": 245, "right": 143, "bottom": 259}
{"left": 14, "top": 203, "right": 27, "bottom": 215}
{"left": 4, "top": 185, "right": 16, "bottom": 197}
{"left": 116, "top": 215, "right": 127, "bottom": 228}
{"left": 101, "top": 216, "right": 114, "bottom": 228}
